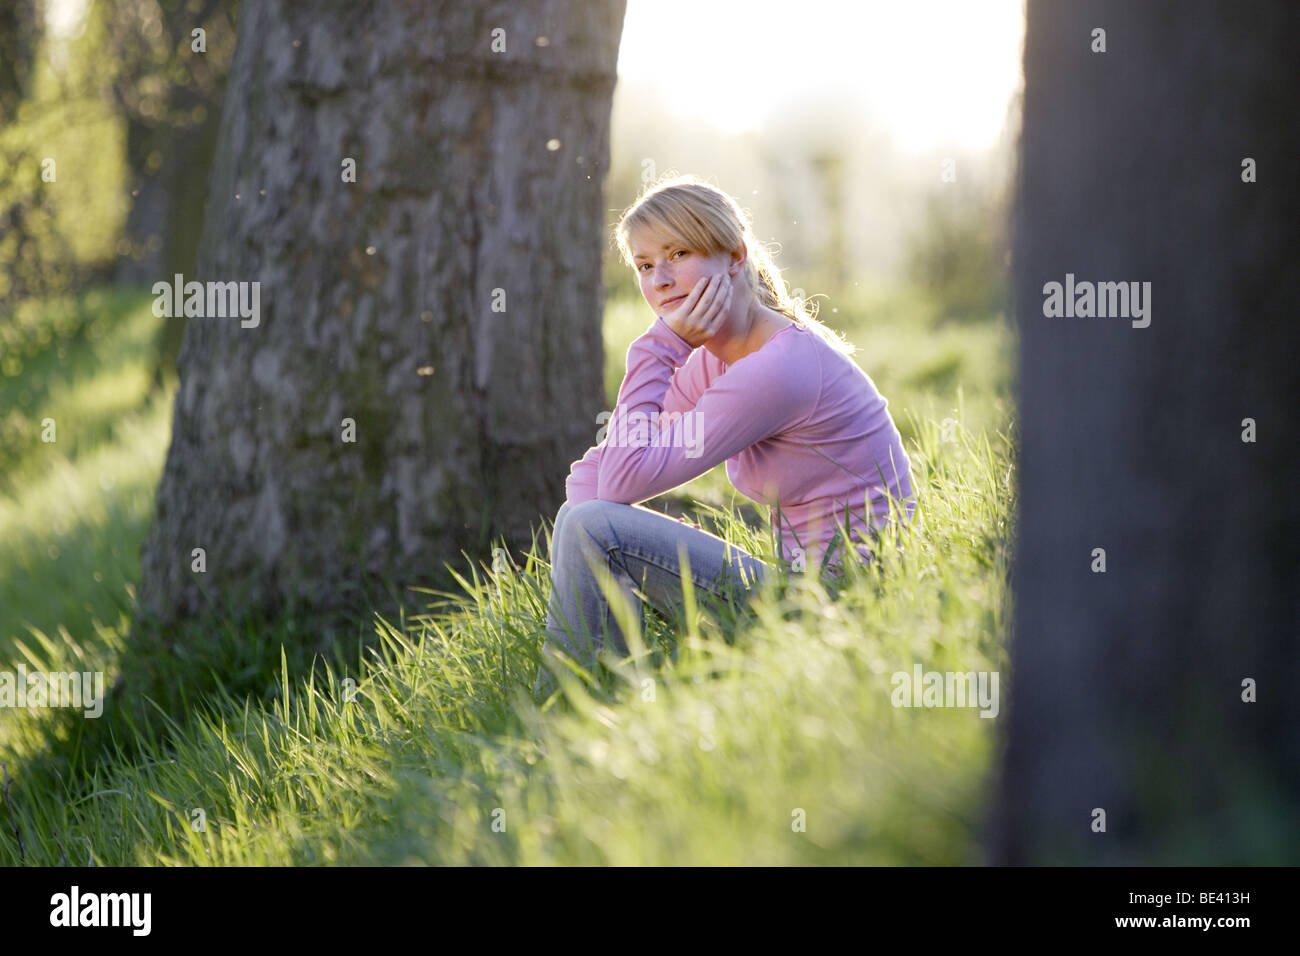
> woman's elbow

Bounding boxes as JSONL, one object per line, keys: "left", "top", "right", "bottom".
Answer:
{"left": 596, "top": 485, "right": 635, "bottom": 505}
{"left": 564, "top": 474, "right": 598, "bottom": 505}
{"left": 594, "top": 474, "right": 638, "bottom": 505}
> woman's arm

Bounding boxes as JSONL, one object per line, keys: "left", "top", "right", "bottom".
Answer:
{"left": 596, "top": 316, "right": 820, "bottom": 504}
{"left": 661, "top": 334, "right": 725, "bottom": 418}
{"left": 564, "top": 319, "right": 722, "bottom": 505}
{"left": 564, "top": 442, "right": 602, "bottom": 505}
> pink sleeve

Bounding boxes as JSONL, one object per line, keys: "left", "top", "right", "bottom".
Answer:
{"left": 661, "top": 337, "right": 724, "bottom": 419}
{"left": 564, "top": 442, "right": 602, "bottom": 505}
{"left": 596, "top": 316, "right": 820, "bottom": 504}
{"left": 566, "top": 319, "right": 718, "bottom": 504}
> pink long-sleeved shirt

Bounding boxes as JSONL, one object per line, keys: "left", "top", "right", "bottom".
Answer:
{"left": 564, "top": 315, "right": 915, "bottom": 575}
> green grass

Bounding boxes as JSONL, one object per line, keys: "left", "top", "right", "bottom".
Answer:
{"left": 0, "top": 282, "right": 1015, "bottom": 865}
{"left": 0, "top": 290, "right": 169, "bottom": 666}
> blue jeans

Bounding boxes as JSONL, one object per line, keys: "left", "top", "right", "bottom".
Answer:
{"left": 535, "top": 499, "right": 772, "bottom": 697}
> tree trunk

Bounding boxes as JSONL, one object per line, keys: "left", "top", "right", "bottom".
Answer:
{"left": 0, "top": 0, "right": 47, "bottom": 309}
{"left": 991, "top": 0, "right": 1300, "bottom": 863}
{"left": 137, "top": 0, "right": 624, "bottom": 646}
{"left": 99, "top": 0, "right": 241, "bottom": 389}
{"left": 0, "top": 0, "right": 41, "bottom": 123}
{"left": 133, "top": 95, "right": 229, "bottom": 391}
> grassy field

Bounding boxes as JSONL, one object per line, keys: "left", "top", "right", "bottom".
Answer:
{"left": 0, "top": 283, "right": 1016, "bottom": 865}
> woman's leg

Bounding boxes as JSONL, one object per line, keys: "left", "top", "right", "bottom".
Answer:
{"left": 536, "top": 498, "right": 770, "bottom": 696}
{"left": 534, "top": 499, "right": 580, "bottom": 698}
{"left": 549, "top": 499, "right": 575, "bottom": 567}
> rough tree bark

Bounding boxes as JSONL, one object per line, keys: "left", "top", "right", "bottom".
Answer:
{"left": 137, "top": 0, "right": 625, "bottom": 647}
{"left": 991, "top": 1, "right": 1300, "bottom": 863}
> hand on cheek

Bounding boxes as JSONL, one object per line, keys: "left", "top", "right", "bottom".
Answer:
{"left": 661, "top": 272, "right": 733, "bottom": 349}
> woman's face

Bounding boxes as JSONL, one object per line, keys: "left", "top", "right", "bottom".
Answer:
{"left": 629, "top": 225, "right": 734, "bottom": 316}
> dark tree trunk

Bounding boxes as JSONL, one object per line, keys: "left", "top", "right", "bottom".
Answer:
{"left": 0, "top": 0, "right": 41, "bottom": 122}
{"left": 991, "top": 1, "right": 1300, "bottom": 863}
{"left": 137, "top": 0, "right": 625, "bottom": 646}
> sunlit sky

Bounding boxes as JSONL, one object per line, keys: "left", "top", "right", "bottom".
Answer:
{"left": 617, "top": 0, "right": 1025, "bottom": 153}
{"left": 45, "top": 0, "right": 86, "bottom": 36}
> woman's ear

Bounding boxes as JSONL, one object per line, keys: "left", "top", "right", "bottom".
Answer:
{"left": 729, "top": 246, "right": 747, "bottom": 276}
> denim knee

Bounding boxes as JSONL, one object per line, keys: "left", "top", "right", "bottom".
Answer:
{"left": 550, "top": 499, "right": 574, "bottom": 562}
{"left": 560, "top": 499, "right": 619, "bottom": 545}
{"left": 552, "top": 499, "right": 630, "bottom": 583}
{"left": 551, "top": 498, "right": 611, "bottom": 560}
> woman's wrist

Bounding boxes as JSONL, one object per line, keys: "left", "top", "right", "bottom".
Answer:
{"left": 654, "top": 314, "right": 695, "bottom": 350}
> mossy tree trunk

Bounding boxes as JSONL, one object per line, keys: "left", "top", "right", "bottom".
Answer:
{"left": 138, "top": 0, "right": 624, "bottom": 647}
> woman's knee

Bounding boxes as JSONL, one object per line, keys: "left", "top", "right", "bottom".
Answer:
{"left": 550, "top": 498, "right": 595, "bottom": 560}
{"left": 562, "top": 498, "right": 622, "bottom": 539}
{"left": 551, "top": 498, "right": 618, "bottom": 565}
{"left": 550, "top": 499, "right": 573, "bottom": 553}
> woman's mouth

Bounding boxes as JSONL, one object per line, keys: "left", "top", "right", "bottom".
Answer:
{"left": 661, "top": 294, "right": 687, "bottom": 308}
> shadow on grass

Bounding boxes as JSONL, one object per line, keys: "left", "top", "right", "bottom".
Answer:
{"left": 14, "top": 559, "right": 472, "bottom": 791}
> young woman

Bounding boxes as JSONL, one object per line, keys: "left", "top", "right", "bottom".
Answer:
{"left": 536, "top": 175, "right": 915, "bottom": 696}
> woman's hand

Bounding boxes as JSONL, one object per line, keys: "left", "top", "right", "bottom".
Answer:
{"left": 660, "top": 272, "right": 733, "bottom": 349}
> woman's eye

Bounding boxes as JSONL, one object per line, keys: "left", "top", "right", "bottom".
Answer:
{"left": 637, "top": 252, "right": 685, "bottom": 271}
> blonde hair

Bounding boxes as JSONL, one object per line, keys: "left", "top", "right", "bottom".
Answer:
{"left": 615, "top": 174, "right": 855, "bottom": 356}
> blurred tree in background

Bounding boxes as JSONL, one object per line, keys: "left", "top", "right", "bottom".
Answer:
{"left": 99, "top": 0, "right": 240, "bottom": 390}
{"left": 0, "top": 0, "right": 125, "bottom": 457}
{"left": 0, "top": 0, "right": 43, "bottom": 123}
{"left": 0, "top": 0, "right": 74, "bottom": 309}
{"left": 903, "top": 112, "right": 1017, "bottom": 326}
{"left": 904, "top": 168, "right": 1008, "bottom": 323}
{"left": 0, "top": 0, "right": 237, "bottom": 389}
{"left": 809, "top": 150, "right": 849, "bottom": 292}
